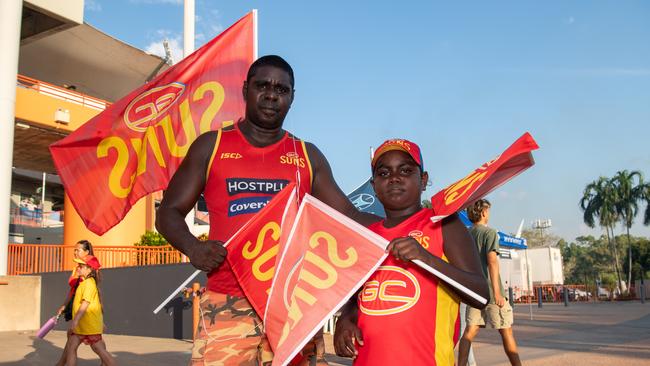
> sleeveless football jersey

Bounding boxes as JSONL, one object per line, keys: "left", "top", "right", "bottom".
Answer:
{"left": 203, "top": 123, "right": 313, "bottom": 295}
{"left": 355, "top": 208, "right": 460, "bottom": 366}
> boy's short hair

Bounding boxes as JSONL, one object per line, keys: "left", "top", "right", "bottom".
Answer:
{"left": 467, "top": 199, "right": 491, "bottom": 223}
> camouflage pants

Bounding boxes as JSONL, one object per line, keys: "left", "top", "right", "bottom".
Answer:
{"left": 190, "top": 290, "right": 327, "bottom": 366}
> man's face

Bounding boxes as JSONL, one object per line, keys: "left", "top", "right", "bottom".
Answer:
{"left": 371, "top": 150, "right": 428, "bottom": 212}
{"left": 243, "top": 65, "right": 294, "bottom": 129}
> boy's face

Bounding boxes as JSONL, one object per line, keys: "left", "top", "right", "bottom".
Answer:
{"left": 371, "top": 150, "right": 428, "bottom": 212}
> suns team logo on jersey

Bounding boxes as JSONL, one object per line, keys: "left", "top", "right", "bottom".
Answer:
{"left": 279, "top": 151, "right": 306, "bottom": 168}
{"left": 123, "top": 82, "right": 185, "bottom": 132}
{"left": 408, "top": 230, "right": 430, "bottom": 249}
{"left": 358, "top": 266, "right": 421, "bottom": 316}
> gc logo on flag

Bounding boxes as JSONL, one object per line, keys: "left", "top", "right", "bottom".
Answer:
{"left": 123, "top": 82, "right": 186, "bottom": 132}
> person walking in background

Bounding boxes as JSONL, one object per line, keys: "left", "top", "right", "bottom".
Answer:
{"left": 458, "top": 199, "right": 522, "bottom": 366}
{"left": 55, "top": 240, "right": 94, "bottom": 366}
{"left": 65, "top": 254, "right": 115, "bottom": 366}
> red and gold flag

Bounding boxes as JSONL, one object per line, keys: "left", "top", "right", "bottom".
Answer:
{"left": 265, "top": 194, "right": 388, "bottom": 366}
{"left": 430, "top": 132, "right": 539, "bottom": 222}
{"left": 49, "top": 12, "right": 256, "bottom": 235}
{"left": 226, "top": 183, "right": 298, "bottom": 318}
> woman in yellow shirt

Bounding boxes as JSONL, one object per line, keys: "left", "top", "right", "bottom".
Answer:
{"left": 65, "top": 254, "right": 115, "bottom": 366}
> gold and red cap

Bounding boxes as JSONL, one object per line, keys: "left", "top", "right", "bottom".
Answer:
{"left": 371, "top": 139, "right": 424, "bottom": 171}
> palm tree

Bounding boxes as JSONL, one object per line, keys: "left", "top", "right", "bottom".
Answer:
{"left": 612, "top": 170, "right": 644, "bottom": 293}
{"left": 580, "top": 177, "right": 623, "bottom": 294}
{"left": 641, "top": 183, "right": 650, "bottom": 225}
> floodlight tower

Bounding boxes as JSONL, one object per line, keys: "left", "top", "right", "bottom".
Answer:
{"left": 532, "top": 218, "right": 552, "bottom": 247}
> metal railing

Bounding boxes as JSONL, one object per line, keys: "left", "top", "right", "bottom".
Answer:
{"left": 512, "top": 284, "right": 590, "bottom": 303}
{"left": 7, "top": 244, "right": 187, "bottom": 275}
{"left": 16, "top": 74, "right": 111, "bottom": 111}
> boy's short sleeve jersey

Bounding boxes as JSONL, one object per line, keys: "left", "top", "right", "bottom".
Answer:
{"left": 355, "top": 208, "right": 461, "bottom": 366}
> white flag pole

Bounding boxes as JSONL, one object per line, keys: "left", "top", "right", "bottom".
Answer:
{"left": 153, "top": 269, "right": 201, "bottom": 314}
{"left": 412, "top": 259, "right": 488, "bottom": 305}
{"left": 253, "top": 9, "right": 258, "bottom": 59}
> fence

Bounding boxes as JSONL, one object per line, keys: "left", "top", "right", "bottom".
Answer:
{"left": 16, "top": 74, "right": 110, "bottom": 111}
{"left": 512, "top": 284, "right": 590, "bottom": 303}
{"left": 7, "top": 244, "right": 187, "bottom": 275}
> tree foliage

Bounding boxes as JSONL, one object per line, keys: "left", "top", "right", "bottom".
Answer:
{"left": 579, "top": 170, "right": 649, "bottom": 293}
{"left": 134, "top": 230, "right": 168, "bottom": 247}
{"left": 561, "top": 233, "right": 650, "bottom": 297}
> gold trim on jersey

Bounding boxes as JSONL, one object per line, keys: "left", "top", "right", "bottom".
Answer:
{"left": 300, "top": 140, "right": 314, "bottom": 189}
{"left": 206, "top": 129, "right": 223, "bottom": 179}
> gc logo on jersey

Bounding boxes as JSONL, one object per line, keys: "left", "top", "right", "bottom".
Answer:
{"left": 359, "top": 266, "right": 421, "bottom": 316}
{"left": 280, "top": 151, "right": 306, "bottom": 168}
{"left": 408, "top": 230, "right": 430, "bottom": 249}
{"left": 123, "top": 82, "right": 185, "bottom": 132}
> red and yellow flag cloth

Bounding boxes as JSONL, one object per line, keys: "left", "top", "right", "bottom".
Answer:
{"left": 264, "top": 194, "right": 389, "bottom": 366}
{"left": 49, "top": 12, "right": 255, "bottom": 235}
{"left": 429, "top": 132, "right": 539, "bottom": 222}
{"left": 226, "top": 183, "right": 299, "bottom": 319}
{"left": 225, "top": 185, "right": 388, "bottom": 365}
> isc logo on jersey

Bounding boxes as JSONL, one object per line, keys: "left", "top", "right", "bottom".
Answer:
{"left": 408, "top": 230, "right": 430, "bottom": 249}
{"left": 123, "top": 82, "right": 185, "bottom": 132}
{"left": 280, "top": 151, "right": 306, "bottom": 168}
{"left": 220, "top": 152, "right": 242, "bottom": 159}
{"left": 359, "top": 266, "right": 421, "bottom": 316}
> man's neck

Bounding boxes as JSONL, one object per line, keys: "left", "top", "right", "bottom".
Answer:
{"left": 238, "top": 119, "right": 285, "bottom": 147}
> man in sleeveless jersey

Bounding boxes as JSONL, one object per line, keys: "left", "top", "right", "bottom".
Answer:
{"left": 333, "top": 139, "right": 489, "bottom": 366}
{"left": 457, "top": 199, "right": 522, "bottom": 366}
{"left": 157, "top": 55, "right": 378, "bottom": 365}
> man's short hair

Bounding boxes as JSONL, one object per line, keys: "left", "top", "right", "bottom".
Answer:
{"left": 467, "top": 199, "right": 491, "bottom": 223}
{"left": 247, "top": 55, "right": 295, "bottom": 87}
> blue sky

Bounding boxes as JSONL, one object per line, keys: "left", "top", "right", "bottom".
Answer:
{"left": 84, "top": 0, "right": 650, "bottom": 241}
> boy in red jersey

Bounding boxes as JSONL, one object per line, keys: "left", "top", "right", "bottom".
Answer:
{"left": 334, "top": 139, "right": 489, "bottom": 366}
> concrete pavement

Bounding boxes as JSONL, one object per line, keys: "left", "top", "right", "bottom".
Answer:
{"left": 1, "top": 301, "right": 648, "bottom": 365}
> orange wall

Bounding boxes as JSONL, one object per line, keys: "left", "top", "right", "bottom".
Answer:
{"left": 63, "top": 194, "right": 155, "bottom": 269}
{"left": 14, "top": 86, "right": 100, "bottom": 131}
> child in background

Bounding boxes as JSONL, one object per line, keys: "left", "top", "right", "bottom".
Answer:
{"left": 65, "top": 254, "right": 116, "bottom": 366}
{"left": 334, "top": 139, "right": 488, "bottom": 366}
{"left": 55, "top": 240, "right": 94, "bottom": 366}
{"left": 57, "top": 240, "right": 94, "bottom": 320}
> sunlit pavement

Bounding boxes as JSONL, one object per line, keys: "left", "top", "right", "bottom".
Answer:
{"left": 1, "top": 301, "right": 648, "bottom": 365}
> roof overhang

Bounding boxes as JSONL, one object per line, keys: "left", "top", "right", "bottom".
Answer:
{"left": 19, "top": 23, "right": 169, "bottom": 102}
